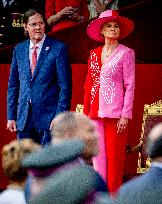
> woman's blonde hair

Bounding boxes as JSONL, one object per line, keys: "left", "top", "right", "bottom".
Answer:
{"left": 1, "top": 139, "right": 40, "bottom": 182}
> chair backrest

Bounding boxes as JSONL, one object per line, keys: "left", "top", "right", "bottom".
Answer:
{"left": 137, "top": 100, "right": 162, "bottom": 173}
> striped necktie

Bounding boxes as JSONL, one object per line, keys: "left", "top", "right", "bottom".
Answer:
{"left": 31, "top": 46, "right": 38, "bottom": 75}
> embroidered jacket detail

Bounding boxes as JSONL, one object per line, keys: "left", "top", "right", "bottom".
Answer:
{"left": 90, "top": 52, "right": 100, "bottom": 105}
{"left": 100, "top": 51, "right": 125, "bottom": 104}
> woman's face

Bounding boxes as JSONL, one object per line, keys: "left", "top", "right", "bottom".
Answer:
{"left": 101, "top": 21, "right": 120, "bottom": 40}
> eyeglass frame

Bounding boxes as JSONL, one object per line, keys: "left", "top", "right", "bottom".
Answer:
{"left": 28, "top": 21, "right": 45, "bottom": 28}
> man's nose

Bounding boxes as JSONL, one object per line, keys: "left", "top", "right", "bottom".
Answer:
{"left": 35, "top": 24, "right": 41, "bottom": 29}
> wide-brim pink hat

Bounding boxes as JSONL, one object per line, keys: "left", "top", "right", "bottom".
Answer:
{"left": 87, "top": 10, "right": 134, "bottom": 42}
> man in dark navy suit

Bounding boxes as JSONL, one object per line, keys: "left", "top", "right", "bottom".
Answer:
{"left": 7, "top": 9, "right": 72, "bottom": 145}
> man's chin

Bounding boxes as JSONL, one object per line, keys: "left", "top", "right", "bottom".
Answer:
{"left": 34, "top": 37, "right": 43, "bottom": 43}
{"left": 35, "top": 35, "right": 43, "bottom": 40}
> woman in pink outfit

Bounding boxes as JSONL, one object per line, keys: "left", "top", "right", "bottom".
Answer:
{"left": 83, "top": 10, "right": 135, "bottom": 194}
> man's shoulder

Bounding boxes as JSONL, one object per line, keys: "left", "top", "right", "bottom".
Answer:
{"left": 116, "top": 168, "right": 162, "bottom": 204}
{"left": 14, "top": 37, "right": 67, "bottom": 51}
{"left": 45, "top": 36, "right": 67, "bottom": 48}
{"left": 119, "top": 44, "right": 134, "bottom": 54}
{"left": 14, "top": 39, "right": 29, "bottom": 50}
{"left": 120, "top": 174, "right": 147, "bottom": 191}
{"left": 118, "top": 167, "right": 161, "bottom": 193}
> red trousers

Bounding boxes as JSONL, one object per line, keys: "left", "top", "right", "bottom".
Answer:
{"left": 93, "top": 118, "right": 128, "bottom": 193}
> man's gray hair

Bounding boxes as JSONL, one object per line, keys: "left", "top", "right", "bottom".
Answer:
{"left": 50, "top": 112, "right": 79, "bottom": 139}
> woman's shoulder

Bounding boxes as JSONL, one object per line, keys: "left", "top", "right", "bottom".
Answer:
{"left": 90, "top": 46, "right": 103, "bottom": 55}
{"left": 118, "top": 44, "right": 135, "bottom": 61}
{"left": 119, "top": 44, "right": 134, "bottom": 53}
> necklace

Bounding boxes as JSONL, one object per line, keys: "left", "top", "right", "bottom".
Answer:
{"left": 102, "top": 43, "right": 119, "bottom": 58}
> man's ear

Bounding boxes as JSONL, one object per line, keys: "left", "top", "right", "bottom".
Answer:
{"left": 23, "top": 23, "right": 28, "bottom": 31}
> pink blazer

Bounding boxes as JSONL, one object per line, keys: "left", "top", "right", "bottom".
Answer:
{"left": 84, "top": 44, "right": 135, "bottom": 119}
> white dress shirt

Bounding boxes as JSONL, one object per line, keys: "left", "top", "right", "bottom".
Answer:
{"left": 29, "top": 34, "right": 46, "bottom": 67}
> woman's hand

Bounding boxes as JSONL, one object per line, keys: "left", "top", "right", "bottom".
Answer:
{"left": 96, "top": 3, "right": 107, "bottom": 15}
{"left": 61, "top": 6, "right": 78, "bottom": 16}
{"left": 68, "top": 13, "right": 84, "bottom": 22}
{"left": 47, "top": 6, "right": 78, "bottom": 26}
{"left": 117, "top": 117, "right": 128, "bottom": 134}
{"left": 93, "top": 0, "right": 107, "bottom": 15}
{"left": 65, "top": 7, "right": 84, "bottom": 22}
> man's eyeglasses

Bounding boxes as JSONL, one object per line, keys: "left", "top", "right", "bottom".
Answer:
{"left": 28, "top": 22, "right": 45, "bottom": 28}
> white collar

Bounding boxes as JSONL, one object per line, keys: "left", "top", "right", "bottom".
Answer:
{"left": 30, "top": 34, "right": 46, "bottom": 49}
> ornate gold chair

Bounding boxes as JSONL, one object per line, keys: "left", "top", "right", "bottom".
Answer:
{"left": 137, "top": 100, "right": 162, "bottom": 173}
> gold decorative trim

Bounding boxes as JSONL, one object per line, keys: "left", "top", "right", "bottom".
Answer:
{"left": 76, "top": 104, "right": 84, "bottom": 114}
{"left": 144, "top": 100, "right": 162, "bottom": 115}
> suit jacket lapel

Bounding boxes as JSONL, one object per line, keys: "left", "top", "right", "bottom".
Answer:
{"left": 32, "top": 37, "right": 50, "bottom": 80}
{"left": 22, "top": 40, "right": 31, "bottom": 81}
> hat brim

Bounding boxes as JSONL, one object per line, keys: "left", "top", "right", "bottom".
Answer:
{"left": 87, "top": 16, "right": 134, "bottom": 42}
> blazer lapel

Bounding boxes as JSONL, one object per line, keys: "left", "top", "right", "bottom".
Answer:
{"left": 32, "top": 37, "right": 50, "bottom": 80}
{"left": 22, "top": 40, "right": 31, "bottom": 80}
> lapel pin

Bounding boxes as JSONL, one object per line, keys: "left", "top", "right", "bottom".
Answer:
{"left": 45, "top": 47, "right": 49, "bottom": 51}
